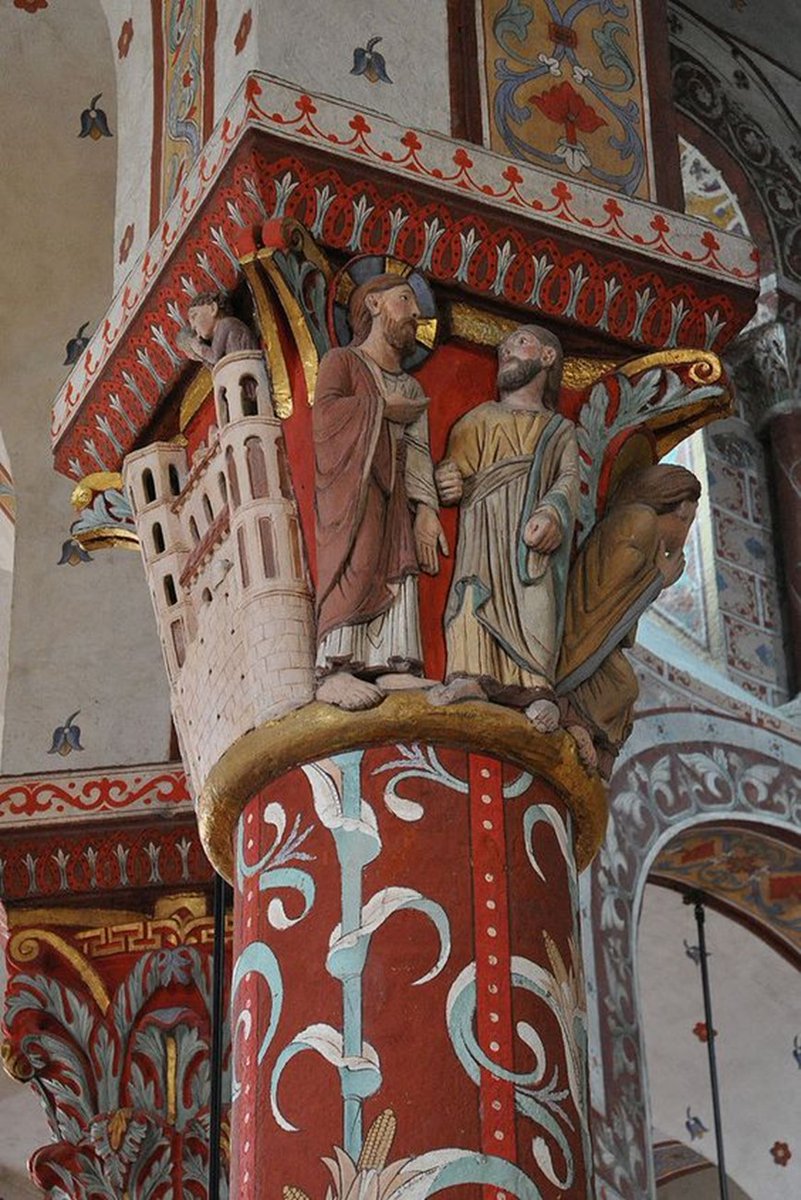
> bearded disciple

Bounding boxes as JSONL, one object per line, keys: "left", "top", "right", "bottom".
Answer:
{"left": 430, "top": 325, "right": 579, "bottom": 732}
{"left": 313, "top": 274, "right": 448, "bottom": 711}
{"left": 556, "top": 463, "right": 701, "bottom": 775}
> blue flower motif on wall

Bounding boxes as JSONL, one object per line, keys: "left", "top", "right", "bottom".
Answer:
{"left": 78, "top": 93, "right": 113, "bottom": 140}
{"left": 351, "top": 37, "right": 392, "bottom": 84}
{"left": 685, "top": 1108, "right": 708, "bottom": 1140}
{"left": 64, "top": 322, "right": 91, "bottom": 366}
{"left": 48, "top": 711, "right": 84, "bottom": 756}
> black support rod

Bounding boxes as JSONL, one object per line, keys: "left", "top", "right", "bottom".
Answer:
{"left": 208, "top": 871, "right": 228, "bottom": 1198}
{"left": 685, "top": 890, "right": 729, "bottom": 1200}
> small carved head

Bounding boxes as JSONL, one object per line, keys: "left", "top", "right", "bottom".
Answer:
{"left": 611, "top": 463, "right": 701, "bottom": 553}
{"left": 497, "top": 325, "right": 564, "bottom": 408}
{"left": 188, "top": 291, "right": 231, "bottom": 339}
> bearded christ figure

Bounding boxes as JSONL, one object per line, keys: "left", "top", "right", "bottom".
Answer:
{"left": 430, "top": 325, "right": 579, "bottom": 732}
{"left": 313, "top": 274, "right": 448, "bottom": 712}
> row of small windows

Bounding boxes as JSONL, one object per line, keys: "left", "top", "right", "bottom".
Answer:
{"left": 138, "top": 463, "right": 182, "bottom": 509}
{"left": 217, "top": 377, "right": 260, "bottom": 425}
{"left": 161, "top": 516, "right": 303, "bottom": 607}
{"left": 238, "top": 516, "right": 304, "bottom": 588}
{"left": 147, "top": 438, "right": 293, "bottom": 556}
{"left": 226, "top": 438, "right": 293, "bottom": 506}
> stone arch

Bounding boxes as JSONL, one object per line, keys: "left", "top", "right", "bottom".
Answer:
{"left": 587, "top": 710, "right": 801, "bottom": 1199}
{"left": 670, "top": 9, "right": 801, "bottom": 290}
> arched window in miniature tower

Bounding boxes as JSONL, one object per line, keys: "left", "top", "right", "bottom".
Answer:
{"left": 152, "top": 522, "right": 165, "bottom": 554}
{"left": 276, "top": 439, "right": 293, "bottom": 499}
{"left": 142, "top": 468, "right": 156, "bottom": 504}
{"left": 246, "top": 437, "right": 269, "bottom": 499}
{"left": 218, "top": 471, "right": 227, "bottom": 505}
{"left": 189, "top": 515, "right": 200, "bottom": 544}
{"left": 237, "top": 526, "right": 250, "bottom": 588}
{"left": 164, "top": 574, "right": 178, "bottom": 606}
{"left": 202, "top": 493, "right": 214, "bottom": 525}
{"left": 241, "top": 375, "right": 258, "bottom": 417}
{"left": 168, "top": 463, "right": 181, "bottom": 496}
{"left": 225, "top": 446, "right": 241, "bottom": 508}
{"left": 218, "top": 386, "right": 230, "bottom": 426}
{"left": 288, "top": 516, "right": 304, "bottom": 578}
{"left": 258, "top": 516, "right": 276, "bottom": 578}
{"left": 171, "top": 619, "right": 186, "bottom": 667}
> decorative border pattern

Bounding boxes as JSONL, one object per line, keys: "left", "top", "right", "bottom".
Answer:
{"left": 51, "top": 72, "right": 758, "bottom": 473}
{"left": 0, "top": 763, "right": 191, "bottom": 827}
{"left": 0, "top": 819, "right": 211, "bottom": 902}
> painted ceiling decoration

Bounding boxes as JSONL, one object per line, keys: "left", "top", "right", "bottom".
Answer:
{"left": 670, "top": 4, "right": 801, "bottom": 292}
{"left": 651, "top": 825, "right": 801, "bottom": 964}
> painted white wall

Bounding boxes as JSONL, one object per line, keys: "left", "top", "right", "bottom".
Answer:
{"left": 101, "top": 0, "right": 156, "bottom": 292}
{"left": 215, "top": 0, "right": 452, "bottom": 135}
{"left": 640, "top": 884, "right": 801, "bottom": 1200}
{"left": 0, "top": 1, "right": 171, "bottom": 774}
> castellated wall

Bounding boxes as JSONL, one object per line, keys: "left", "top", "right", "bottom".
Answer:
{"left": 122, "top": 351, "right": 315, "bottom": 795}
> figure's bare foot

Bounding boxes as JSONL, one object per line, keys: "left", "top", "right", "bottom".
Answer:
{"left": 428, "top": 677, "right": 487, "bottom": 706}
{"left": 524, "top": 698, "right": 560, "bottom": 732}
{"left": 316, "top": 672, "right": 385, "bottom": 711}
{"left": 567, "top": 724, "right": 598, "bottom": 769}
{"left": 376, "top": 672, "right": 436, "bottom": 692}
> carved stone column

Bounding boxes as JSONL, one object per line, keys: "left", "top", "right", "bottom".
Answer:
{"left": 768, "top": 409, "right": 801, "bottom": 688}
{"left": 200, "top": 699, "right": 607, "bottom": 1200}
{"left": 2, "top": 894, "right": 230, "bottom": 1200}
{"left": 727, "top": 303, "right": 801, "bottom": 693}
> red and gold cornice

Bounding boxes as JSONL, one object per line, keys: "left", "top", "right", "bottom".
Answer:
{"left": 51, "top": 73, "right": 759, "bottom": 481}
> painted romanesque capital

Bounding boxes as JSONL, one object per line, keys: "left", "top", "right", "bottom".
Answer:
{"left": 2, "top": 897, "right": 231, "bottom": 1200}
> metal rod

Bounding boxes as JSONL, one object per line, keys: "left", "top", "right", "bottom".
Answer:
{"left": 685, "top": 890, "right": 729, "bottom": 1200}
{"left": 208, "top": 872, "right": 228, "bottom": 1198}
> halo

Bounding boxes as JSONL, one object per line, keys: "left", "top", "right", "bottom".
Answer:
{"left": 326, "top": 254, "right": 438, "bottom": 370}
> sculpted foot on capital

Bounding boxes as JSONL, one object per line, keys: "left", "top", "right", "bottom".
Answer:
{"left": 524, "top": 697, "right": 560, "bottom": 732}
{"left": 427, "top": 677, "right": 488, "bottom": 706}
{"left": 376, "top": 672, "right": 437, "bottom": 691}
{"left": 316, "top": 672, "right": 386, "bottom": 711}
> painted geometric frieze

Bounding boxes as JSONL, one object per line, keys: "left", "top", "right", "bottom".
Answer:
{"left": 0, "top": 817, "right": 212, "bottom": 903}
{"left": 231, "top": 747, "right": 591, "bottom": 1199}
{"left": 2, "top": 902, "right": 230, "bottom": 1199}
{"left": 0, "top": 763, "right": 191, "bottom": 829}
{"left": 586, "top": 711, "right": 801, "bottom": 1200}
{"left": 480, "top": 0, "right": 653, "bottom": 198}
{"left": 51, "top": 73, "right": 758, "bottom": 476}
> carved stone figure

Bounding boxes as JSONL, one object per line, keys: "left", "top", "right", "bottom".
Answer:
{"left": 182, "top": 291, "right": 260, "bottom": 364}
{"left": 314, "top": 274, "right": 448, "bottom": 711}
{"left": 556, "top": 463, "right": 701, "bottom": 775}
{"left": 430, "top": 325, "right": 579, "bottom": 731}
